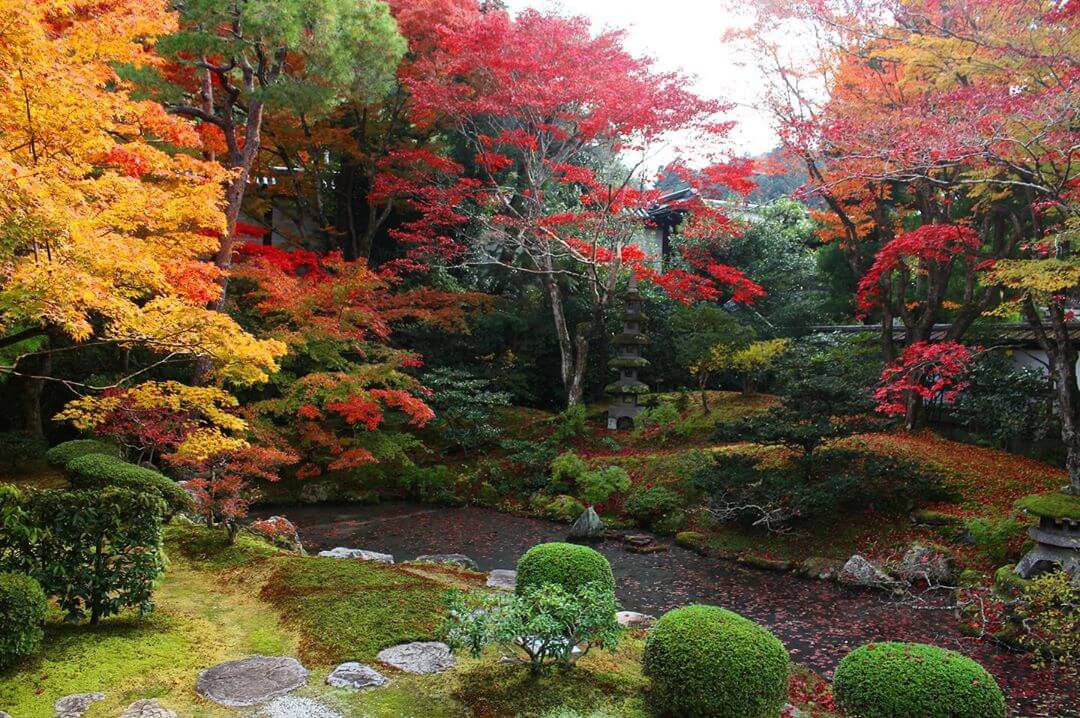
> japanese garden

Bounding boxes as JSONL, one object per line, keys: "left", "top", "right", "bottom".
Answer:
{"left": 1, "top": 1, "right": 1079, "bottom": 717}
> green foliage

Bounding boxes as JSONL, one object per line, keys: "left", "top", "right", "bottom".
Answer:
{"left": 1015, "top": 570, "right": 1079, "bottom": 670}
{"left": 0, "top": 572, "right": 47, "bottom": 669}
{"left": 44, "top": 439, "right": 117, "bottom": 467}
{"left": 692, "top": 449, "right": 948, "bottom": 527}
{"left": 633, "top": 403, "right": 684, "bottom": 444}
{"left": 551, "top": 452, "right": 589, "bottom": 492}
{"left": 21, "top": 488, "right": 166, "bottom": 624}
{"left": 551, "top": 405, "right": 588, "bottom": 445}
{"left": 964, "top": 517, "right": 1023, "bottom": 564}
{"left": 499, "top": 439, "right": 560, "bottom": 492}
{"left": 158, "top": 0, "right": 406, "bottom": 114}
{"left": 65, "top": 454, "right": 192, "bottom": 516}
{"left": 516, "top": 542, "right": 614, "bottom": 596}
{"left": 0, "top": 432, "right": 46, "bottom": 467}
{"left": 1017, "top": 492, "right": 1080, "bottom": 520}
{"left": 400, "top": 464, "right": 459, "bottom": 504}
{"left": 0, "top": 484, "right": 37, "bottom": 574}
{"left": 578, "top": 466, "right": 630, "bottom": 507}
{"left": 542, "top": 495, "right": 587, "bottom": 522}
{"left": 424, "top": 368, "right": 511, "bottom": 453}
{"left": 443, "top": 582, "right": 621, "bottom": 673}
{"left": 832, "top": 642, "right": 1006, "bottom": 718}
{"left": 623, "top": 485, "right": 683, "bottom": 528}
{"left": 643, "top": 604, "right": 789, "bottom": 718}
{"left": 671, "top": 303, "right": 754, "bottom": 386}
{"left": 950, "top": 352, "right": 1056, "bottom": 447}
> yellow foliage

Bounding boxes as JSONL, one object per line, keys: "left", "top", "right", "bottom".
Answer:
{"left": 56, "top": 381, "right": 248, "bottom": 434}
{"left": 698, "top": 338, "right": 790, "bottom": 375}
{"left": 172, "top": 428, "right": 249, "bottom": 462}
{"left": 987, "top": 259, "right": 1080, "bottom": 296}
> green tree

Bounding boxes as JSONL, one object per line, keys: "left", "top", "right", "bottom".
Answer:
{"left": 671, "top": 304, "right": 754, "bottom": 409}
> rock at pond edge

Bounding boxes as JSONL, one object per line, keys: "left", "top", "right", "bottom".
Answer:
{"left": 317, "top": 547, "right": 394, "bottom": 563}
{"left": 413, "top": 553, "right": 479, "bottom": 571}
{"left": 486, "top": 569, "right": 517, "bottom": 590}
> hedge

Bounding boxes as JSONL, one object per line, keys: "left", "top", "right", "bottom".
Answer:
{"left": 833, "top": 642, "right": 1006, "bottom": 718}
{"left": 643, "top": 604, "right": 789, "bottom": 718}
{"left": 516, "top": 542, "right": 614, "bottom": 596}
{"left": 0, "top": 572, "right": 47, "bottom": 669}
{"left": 65, "top": 453, "right": 191, "bottom": 516}
{"left": 44, "top": 439, "right": 117, "bottom": 467}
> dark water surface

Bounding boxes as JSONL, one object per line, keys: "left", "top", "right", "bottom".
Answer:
{"left": 254, "top": 502, "right": 1079, "bottom": 717}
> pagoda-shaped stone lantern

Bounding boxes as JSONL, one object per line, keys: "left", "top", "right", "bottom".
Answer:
{"left": 1014, "top": 491, "right": 1080, "bottom": 578}
{"left": 606, "top": 276, "right": 649, "bottom": 430}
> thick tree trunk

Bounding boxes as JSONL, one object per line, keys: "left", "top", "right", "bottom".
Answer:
{"left": 566, "top": 322, "right": 591, "bottom": 408}
{"left": 17, "top": 348, "right": 51, "bottom": 439}
{"left": 1051, "top": 336, "right": 1080, "bottom": 495}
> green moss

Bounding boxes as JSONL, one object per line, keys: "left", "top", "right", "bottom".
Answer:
{"left": 833, "top": 642, "right": 1005, "bottom": 718}
{"left": 993, "top": 564, "right": 1029, "bottom": 598}
{"left": 1016, "top": 492, "right": 1080, "bottom": 520}
{"left": 675, "top": 531, "right": 707, "bottom": 554}
{"left": 544, "top": 495, "right": 587, "bottom": 522}
{"left": 164, "top": 523, "right": 281, "bottom": 570}
{"left": 259, "top": 556, "right": 458, "bottom": 664}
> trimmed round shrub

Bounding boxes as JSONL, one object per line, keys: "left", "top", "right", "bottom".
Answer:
{"left": 65, "top": 454, "right": 190, "bottom": 516}
{"left": 516, "top": 542, "right": 614, "bottom": 595}
{"left": 45, "top": 439, "right": 117, "bottom": 467}
{"left": 643, "top": 604, "right": 789, "bottom": 718}
{"left": 0, "top": 572, "right": 47, "bottom": 669}
{"left": 833, "top": 642, "right": 1006, "bottom": 718}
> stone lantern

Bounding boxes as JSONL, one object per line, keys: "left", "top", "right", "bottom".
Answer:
{"left": 1015, "top": 492, "right": 1080, "bottom": 578}
{"left": 606, "top": 276, "right": 649, "bottom": 430}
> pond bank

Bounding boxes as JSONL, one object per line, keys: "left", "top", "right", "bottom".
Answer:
{"left": 254, "top": 501, "right": 1079, "bottom": 717}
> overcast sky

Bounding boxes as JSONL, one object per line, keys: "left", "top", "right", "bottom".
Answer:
{"left": 502, "top": 0, "right": 782, "bottom": 166}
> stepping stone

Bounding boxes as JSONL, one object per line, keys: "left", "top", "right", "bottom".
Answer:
{"left": 414, "top": 553, "right": 479, "bottom": 571}
{"left": 54, "top": 692, "right": 105, "bottom": 718}
{"left": 486, "top": 569, "right": 516, "bottom": 590}
{"left": 255, "top": 696, "right": 343, "bottom": 718}
{"left": 1, "top": 711, "right": 9, "bottom": 718}
{"left": 326, "top": 662, "right": 387, "bottom": 690}
{"left": 376, "top": 641, "right": 454, "bottom": 674}
{"left": 196, "top": 656, "right": 308, "bottom": 707}
{"left": 616, "top": 611, "right": 655, "bottom": 628}
{"left": 317, "top": 547, "right": 394, "bottom": 563}
{"left": 120, "top": 699, "right": 177, "bottom": 718}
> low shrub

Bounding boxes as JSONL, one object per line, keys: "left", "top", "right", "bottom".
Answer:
{"left": 23, "top": 487, "right": 166, "bottom": 624}
{"left": 516, "top": 542, "right": 614, "bottom": 596}
{"left": 0, "top": 571, "right": 47, "bottom": 669}
{"left": 443, "top": 581, "right": 620, "bottom": 672}
{"left": 964, "top": 517, "right": 1024, "bottom": 564}
{"left": 1015, "top": 570, "right": 1080, "bottom": 669}
{"left": 643, "top": 604, "right": 789, "bottom": 718}
{"left": 65, "top": 453, "right": 191, "bottom": 516}
{"left": 624, "top": 485, "right": 682, "bottom": 527}
{"left": 832, "top": 642, "right": 1006, "bottom": 718}
{"left": 543, "top": 495, "right": 587, "bottom": 522}
{"left": 44, "top": 439, "right": 117, "bottom": 467}
{"left": 399, "top": 464, "right": 459, "bottom": 504}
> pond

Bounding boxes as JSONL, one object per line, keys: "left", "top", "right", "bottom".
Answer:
{"left": 254, "top": 501, "right": 1079, "bottom": 717}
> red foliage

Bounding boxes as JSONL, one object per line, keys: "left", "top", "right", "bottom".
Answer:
{"left": 874, "top": 341, "right": 976, "bottom": 416}
{"left": 172, "top": 445, "right": 296, "bottom": 529}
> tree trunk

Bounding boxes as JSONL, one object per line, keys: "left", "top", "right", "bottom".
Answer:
{"left": 566, "top": 322, "right": 591, "bottom": 408}
{"left": 1051, "top": 336, "right": 1080, "bottom": 495}
{"left": 17, "top": 347, "right": 51, "bottom": 439}
{"left": 543, "top": 273, "right": 579, "bottom": 407}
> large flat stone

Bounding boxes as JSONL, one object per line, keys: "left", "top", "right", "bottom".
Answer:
{"left": 255, "top": 696, "right": 343, "bottom": 718}
{"left": 196, "top": 656, "right": 308, "bottom": 707}
{"left": 486, "top": 569, "right": 516, "bottom": 590}
{"left": 414, "top": 553, "right": 478, "bottom": 571}
{"left": 54, "top": 692, "right": 105, "bottom": 718}
{"left": 119, "top": 699, "right": 177, "bottom": 718}
{"left": 326, "top": 662, "right": 388, "bottom": 690}
{"left": 317, "top": 547, "right": 394, "bottom": 563}
{"left": 616, "top": 611, "right": 655, "bottom": 628}
{"left": 376, "top": 641, "right": 454, "bottom": 674}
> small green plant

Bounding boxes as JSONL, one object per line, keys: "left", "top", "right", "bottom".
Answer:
{"left": 577, "top": 466, "right": 631, "bottom": 507}
{"left": 516, "top": 542, "right": 614, "bottom": 596}
{"left": 44, "top": 439, "right": 117, "bottom": 467}
{"left": 443, "top": 581, "right": 620, "bottom": 673}
{"left": 964, "top": 516, "right": 1023, "bottom": 564}
{"left": 1015, "top": 570, "right": 1079, "bottom": 671}
{"left": 633, "top": 402, "right": 681, "bottom": 443}
{"left": 551, "top": 404, "right": 588, "bottom": 445}
{"left": 399, "top": 464, "right": 459, "bottom": 504}
{"left": 65, "top": 453, "right": 192, "bottom": 516}
{"left": 643, "top": 604, "right": 789, "bottom": 718}
{"left": 551, "top": 451, "right": 589, "bottom": 493}
{"left": 832, "top": 642, "right": 1006, "bottom": 718}
{"left": 624, "top": 485, "right": 682, "bottom": 528}
{"left": 543, "top": 495, "right": 586, "bottom": 522}
{"left": 0, "top": 571, "right": 47, "bottom": 669}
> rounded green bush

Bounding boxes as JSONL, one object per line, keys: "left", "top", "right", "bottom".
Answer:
{"left": 65, "top": 454, "right": 190, "bottom": 516}
{"left": 0, "top": 572, "right": 47, "bottom": 669}
{"left": 833, "top": 642, "right": 1006, "bottom": 718}
{"left": 543, "top": 495, "right": 587, "bottom": 522}
{"left": 45, "top": 439, "right": 116, "bottom": 467}
{"left": 643, "top": 604, "right": 789, "bottom": 718}
{"left": 516, "top": 542, "right": 614, "bottom": 595}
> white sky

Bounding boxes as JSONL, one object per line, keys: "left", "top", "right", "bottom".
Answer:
{"left": 502, "top": 0, "right": 782, "bottom": 167}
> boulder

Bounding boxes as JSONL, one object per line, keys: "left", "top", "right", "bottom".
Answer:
{"left": 249, "top": 516, "right": 304, "bottom": 554}
{"left": 317, "top": 547, "right": 394, "bottom": 563}
{"left": 839, "top": 555, "right": 902, "bottom": 590}
{"left": 413, "top": 554, "right": 479, "bottom": 571}
{"left": 0, "top": 711, "right": 9, "bottom": 718}
{"left": 326, "top": 662, "right": 388, "bottom": 690}
{"left": 255, "top": 696, "right": 343, "bottom": 718}
{"left": 796, "top": 557, "right": 845, "bottom": 581}
{"left": 54, "top": 693, "right": 105, "bottom": 718}
{"left": 376, "top": 641, "right": 455, "bottom": 674}
{"left": 486, "top": 569, "right": 517, "bottom": 590}
{"left": 567, "top": 507, "right": 605, "bottom": 541}
{"left": 896, "top": 544, "right": 955, "bottom": 584}
{"left": 195, "top": 656, "right": 308, "bottom": 707}
{"left": 615, "top": 611, "right": 655, "bottom": 628}
{"left": 119, "top": 699, "right": 177, "bottom": 718}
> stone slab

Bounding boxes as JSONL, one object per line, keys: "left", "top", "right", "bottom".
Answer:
{"left": 326, "top": 662, "right": 387, "bottom": 690}
{"left": 376, "top": 642, "right": 454, "bottom": 674}
{"left": 195, "top": 656, "right": 308, "bottom": 707}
